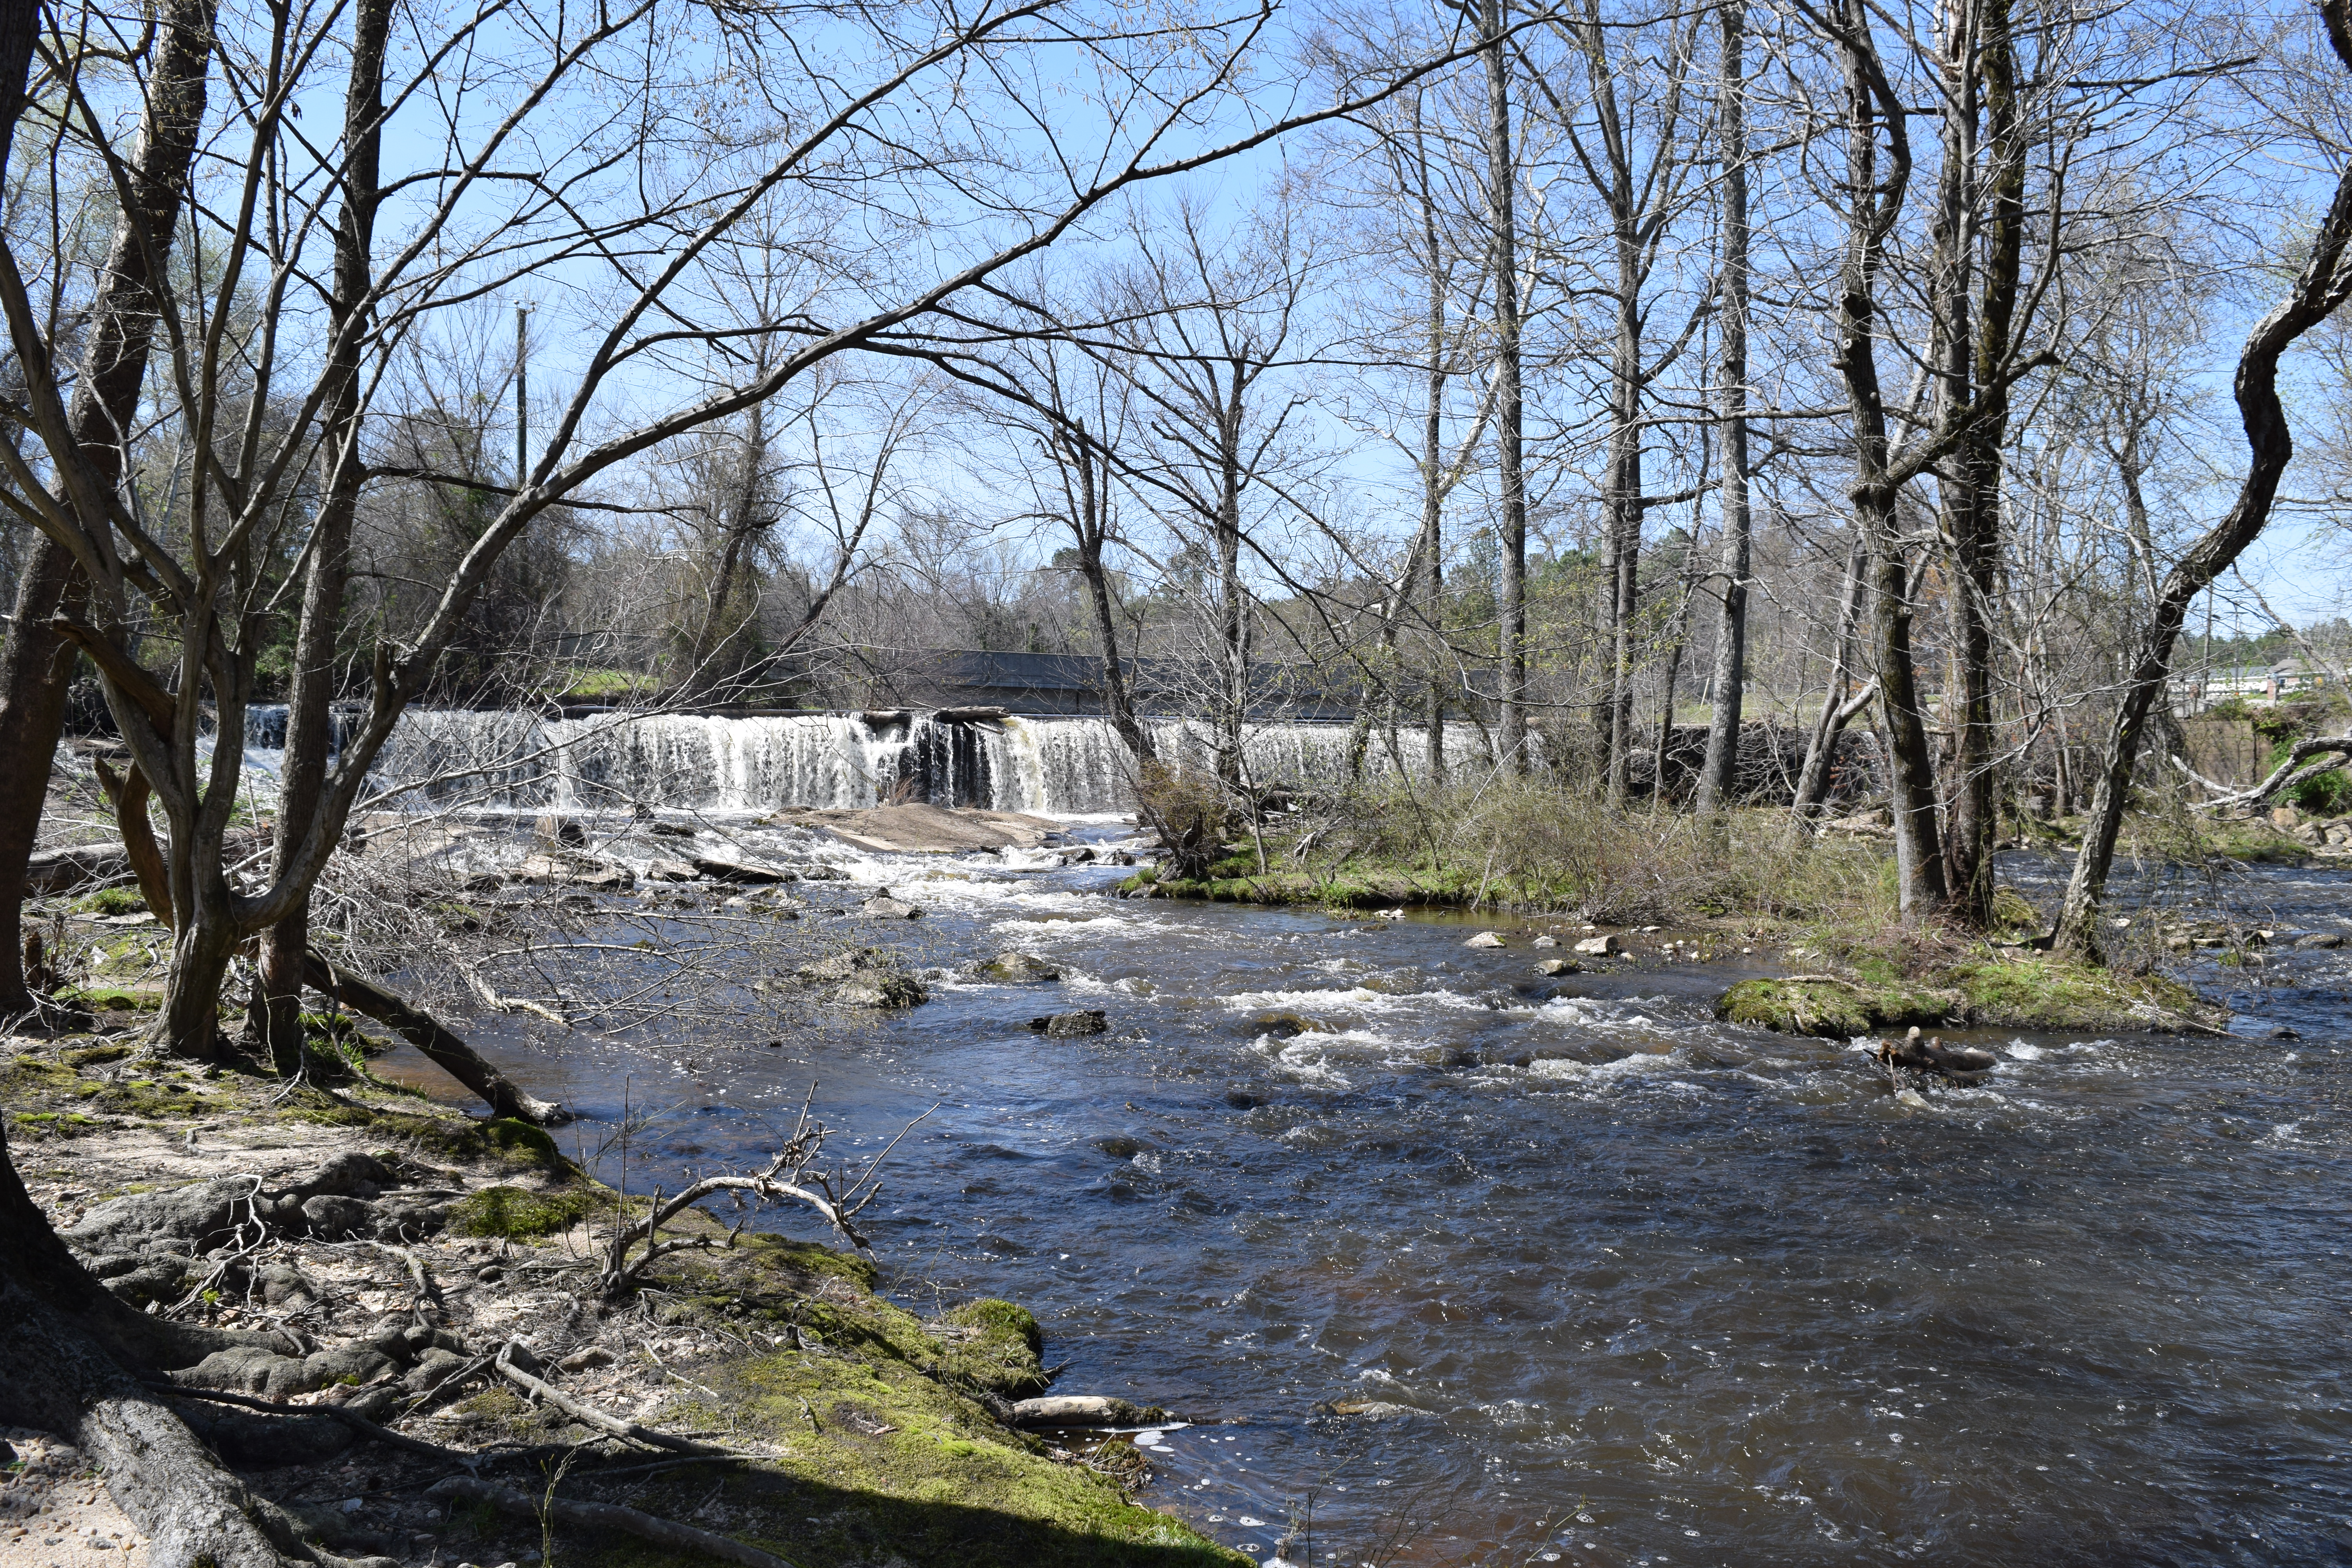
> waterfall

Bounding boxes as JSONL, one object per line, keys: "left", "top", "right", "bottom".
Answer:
{"left": 250, "top": 707, "right": 1503, "bottom": 816}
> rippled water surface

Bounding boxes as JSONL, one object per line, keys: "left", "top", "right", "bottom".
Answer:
{"left": 394, "top": 825, "right": 2352, "bottom": 1567}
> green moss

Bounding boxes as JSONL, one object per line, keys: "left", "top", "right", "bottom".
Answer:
{"left": 1721, "top": 955, "right": 2218, "bottom": 1037}
{"left": 52, "top": 986, "right": 162, "bottom": 1012}
{"left": 1941, "top": 956, "right": 2210, "bottom": 1031}
{"left": 60, "top": 1043, "right": 134, "bottom": 1068}
{"left": 935, "top": 1299, "right": 1049, "bottom": 1398}
{"left": 1990, "top": 887, "right": 2041, "bottom": 934}
{"left": 2191, "top": 821, "right": 2313, "bottom": 865}
{"left": 448, "top": 1184, "right": 612, "bottom": 1239}
{"left": 1716, "top": 977, "right": 1949, "bottom": 1037}
{"left": 73, "top": 886, "right": 146, "bottom": 916}
{"left": 699, "top": 1348, "right": 1244, "bottom": 1568}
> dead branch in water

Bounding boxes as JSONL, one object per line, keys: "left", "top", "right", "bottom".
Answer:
{"left": 594, "top": 1090, "right": 929, "bottom": 1296}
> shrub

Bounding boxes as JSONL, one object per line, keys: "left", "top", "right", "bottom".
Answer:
{"left": 1134, "top": 760, "right": 1233, "bottom": 881}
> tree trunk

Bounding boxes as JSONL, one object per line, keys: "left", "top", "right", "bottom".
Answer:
{"left": 1481, "top": 0, "right": 1528, "bottom": 771}
{"left": 258, "top": 0, "right": 391, "bottom": 1072}
{"left": 1828, "top": 0, "right": 1947, "bottom": 918}
{"left": 1694, "top": 0, "right": 1751, "bottom": 819}
{"left": 0, "top": 4, "right": 70, "bottom": 1020}
{"left": 1068, "top": 432, "right": 1154, "bottom": 763}
{"left": 0, "top": 1122, "right": 349, "bottom": 1568}
{"left": 301, "top": 951, "right": 570, "bottom": 1124}
{"left": 1935, "top": 0, "right": 2025, "bottom": 928}
{"left": 2053, "top": 24, "right": 2352, "bottom": 955}
{"left": 0, "top": 544, "right": 80, "bottom": 1019}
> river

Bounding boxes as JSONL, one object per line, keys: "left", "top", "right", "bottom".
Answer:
{"left": 382, "top": 819, "right": 2352, "bottom": 1568}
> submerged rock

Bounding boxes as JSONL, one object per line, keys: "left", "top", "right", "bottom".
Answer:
{"left": 1030, "top": 1009, "right": 1108, "bottom": 1037}
{"left": 788, "top": 946, "right": 927, "bottom": 1008}
{"left": 978, "top": 951, "right": 1061, "bottom": 983}
{"left": 1313, "top": 1398, "right": 1429, "bottom": 1421}
{"left": 692, "top": 851, "right": 797, "bottom": 883}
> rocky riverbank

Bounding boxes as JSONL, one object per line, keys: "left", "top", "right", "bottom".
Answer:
{"left": 0, "top": 1031, "right": 1238, "bottom": 1568}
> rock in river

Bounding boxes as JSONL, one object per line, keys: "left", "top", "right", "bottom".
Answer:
{"left": 1464, "top": 931, "right": 1506, "bottom": 949}
{"left": 978, "top": 951, "right": 1061, "bottom": 982}
{"left": 859, "top": 891, "right": 924, "bottom": 919}
{"left": 1029, "top": 1009, "right": 1108, "bottom": 1038}
{"left": 1573, "top": 934, "right": 1620, "bottom": 956}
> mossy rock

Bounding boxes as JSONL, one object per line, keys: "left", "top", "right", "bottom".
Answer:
{"left": 1989, "top": 887, "right": 2041, "bottom": 934}
{"left": 73, "top": 886, "right": 147, "bottom": 916}
{"left": 935, "top": 1299, "right": 1049, "bottom": 1398}
{"left": 447, "top": 1183, "right": 613, "bottom": 1240}
{"left": 1717, "top": 977, "right": 1952, "bottom": 1037}
{"left": 53, "top": 986, "right": 162, "bottom": 1012}
{"left": 706, "top": 1346, "right": 1245, "bottom": 1568}
{"left": 390, "top": 1114, "right": 572, "bottom": 1172}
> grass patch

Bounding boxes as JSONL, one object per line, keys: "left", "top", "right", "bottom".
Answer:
{"left": 447, "top": 1183, "right": 613, "bottom": 1239}
{"left": 1125, "top": 779, "right": 1891, "bottom": 922}
{"left": 72, "top": 886, "right": 146, "bottom": 916}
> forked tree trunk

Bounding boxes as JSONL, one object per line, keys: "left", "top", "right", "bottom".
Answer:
{"left": 2053, "top": 6, "right": 2352, "bottom": 956}
{"left": 1826, "top": 0, "right": 1948, "bottom": 919}
{"left": 0, "top": 10, "right": 72, "bottom": 1019}
{"left": 0, "top": 0, "right": 217, "bottom": 1031}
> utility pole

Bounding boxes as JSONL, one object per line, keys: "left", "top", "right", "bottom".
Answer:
{"left": 515, "top": 303, "right": 530, "bottom": 490}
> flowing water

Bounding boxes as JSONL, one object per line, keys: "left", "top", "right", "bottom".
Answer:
{"left": 368, "top": 812, "right": 2352, "bottom": 1568}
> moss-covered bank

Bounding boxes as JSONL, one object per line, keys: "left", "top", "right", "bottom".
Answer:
{"left": 1717, "top": 954, "right": 2219, "bottom": 1038}
{"left": 1, "top": 1027, "right": 1238, "bottom": 1568}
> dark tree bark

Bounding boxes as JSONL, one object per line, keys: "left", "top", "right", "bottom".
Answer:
{"left": 1932, "top": 0, "right": 2026, "bottom": 927}
{"left": 257, "top": 0, "right": 391, "bottom": 1072}
{"left": 2053, "top": 0, "right": 2352, "bottom": 957}
{"left": 0, "top": 1, "right": 71, "bottom": 1020}
{"left": 0, "top": 1119, "right": 368, "bottom": 1568}
{"left": 0, "top": 0, "right": 220, "bottom": 1042}
{"left": 1693, "top": 0, "right": 1751, "bottom": 819}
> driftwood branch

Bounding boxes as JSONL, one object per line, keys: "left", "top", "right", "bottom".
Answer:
{"left": 425, "top": 1475, "right": 799, "bottom": 1568}
{"left": 2183, "top": 734, "right": 2352, "bottom": 813}
{"left": 595, "top": 1092, "right": 926, "bottom": 1296}
{"left": 492, "top": 1340, "right": 727, "bottom": 1455}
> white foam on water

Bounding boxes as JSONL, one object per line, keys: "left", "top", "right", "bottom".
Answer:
{"left": 2005, "top": 1041, "right": 2046, "bottom": 1060}
{"left": 1527, "top": 1049, "right": 1688, "bottom": 1085}
{"left": 1223, "top": 985, "right": 1486, "bottom": 1014}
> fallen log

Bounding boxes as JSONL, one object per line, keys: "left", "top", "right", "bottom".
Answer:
{"left": 301, "top": 952, "right": 570, "bottom": 1126}
{"left": 1008, "top": 1395, "right": 1164, "bottom": 1427}
{"left": 24, "top": 841, "right": 132, "bottom": 895}
{"left": 425, "top": 1476, "right": 799, "bottom": 1568}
